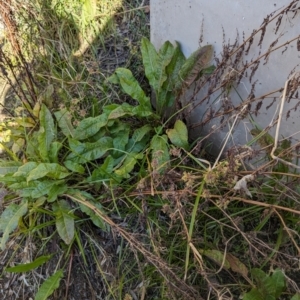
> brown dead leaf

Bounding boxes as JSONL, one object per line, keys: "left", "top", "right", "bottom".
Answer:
{"left": 143, "top": 5, "right": 150, "bottom": 13}
{"left": 226, "top": 253, "right": 248, "bottom": 277}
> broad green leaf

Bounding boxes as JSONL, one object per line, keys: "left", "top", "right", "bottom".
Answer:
{"left": 108, "top": 103, "right": 135, "bottom": 120}
{"left": 200, "top": 249, "right": 230, "bottom": 270}
{"left": 158, "top": 42, "right": 186, "bottom": 109}
{"left": 0, "top": 201, "right": 28, "bottom": 250}
{"left": 27, "top": 163, "right": 70, "bottom": 182}
{"left": 166, "top": 120, "right": 189, "bottom": 150}
{"left": 64, "top": 160, "right": 85, "bottom": 174}
{"left": 125, "top": 125, "right": 152, "bottom": 154}
{"left": 112, "top": 128, "right": 130, "bottom": 158}
{"left": 251, "top": 268, "right": 267, "bottom": 283}
{"left": 265, "top": 269, "right": 285, "bottom": 298}
{"left": 9, "top": 181, "right": 37, "bottom": 197}
{"left": 53, "top": 200, "right": 74, "bottom": 245}
{"left": 87, "top": 156, "right": 115, "bottom": 183}
{"left": 178, "top": 45, "right": 213, "bottom": 89}
{"left": 243, "top": 288, "right": 265, "bottom": 300}
{"left": 155, "top": 41, "right": 177, "bottom": 110}
{"left": 34, "top": 269, "right": 63, "bottom": 300}
{"left": 38, "top": 104, "right": 56, "bottom": 162}
{"left": 291, "top": 294, "right": 300, "bottom": 300}
{"left": 102, "top": 103, "right": 119, "bottom": 114}
{"left": 107, "top": 73, "right": 119, "bottom": 84}
{"left": 165, "top": 42, "right": 186, "bottom": 90}
{"left": 132, "top": 105, "right": 153, "bottom": 117}
{"left": 79, "top": 202, "right": 106, "bottom": 229}
{"left": 54, "top": 109, "right": 75, "bottom": 138}
{"left": 158, "top": 40, "right": 176, "bottom": 68}
{"left": 13, "top": 162, "right": 39, "bottom": 177}
{"left": 141, "top": 37, "right": 159, "bottom": 90}
{"left": 66, "top": 137, "right": 113, "bottom": 164}
{"left": 30, "top": 180, "right": 59, "bottom": 199}
{"left": 150, "top": 135, "right": 170, "bottom": 174}
{"left": 73, "top": 114, "right": 108, "bottom": 140}
{"left": 72, "top": 191, "right": 107, "bottom": 230}
{"left": 0, "top": 161, "right": 22, "bottom": 175}
{"left": 49, "top": 142, "right": 63, "bottom": 163}
{"left": 115, "top": 152, "right": 143, "bottom": 178}
{"left": 47, "top": 184, "right": 68, "bottom": 202}
{"left": 131, "top": 125, "right": 152, "bottom": 143}
{"left": 114, "top": 68, "right": 152, "bottom": 110}
{"left": 6, "top": 255, "right": 52, "bottom": 272}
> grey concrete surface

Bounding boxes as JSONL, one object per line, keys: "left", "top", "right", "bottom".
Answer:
{"left": 151, "top": 0, "right": 300, "bottom": 158}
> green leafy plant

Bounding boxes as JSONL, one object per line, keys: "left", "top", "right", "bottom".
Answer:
{"left": 243, "top": 268, "right": 286, "bottom": 300}
{"left": 111, "top": 37, "right": 214, "bottom": 120}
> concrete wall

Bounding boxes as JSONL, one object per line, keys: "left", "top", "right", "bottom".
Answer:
{"left": 151, "top": 0, "right": 300, "bottom": 158}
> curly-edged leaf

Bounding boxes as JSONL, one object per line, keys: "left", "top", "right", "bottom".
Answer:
{"left": 53, "top": 200, "right": 74, "bottom": 245}
{"left": 27, "top": 163, "right": 70, "bottom": 182}
{"left": 54, "top": 109, "right": 75, "bottom": 138}
{"left": 150, "top": 135, "right": 170, "bottom": 174}
{"left": 13, "top": 162, "right": 39, "bottom": 177}
{"left": 166, "top": 120, "right": 189, "bottom": 150}
{"left": 64, "top": 161, "right": 85, "bottom": 174}
{"left": 178, "top": 45, "right": 213, "bottom": 89}
{"left": 141, "top": 37, "right": 160, "bottom": 89}
{"left": 154, "top": 40, "right": 176, "bottom": 93}
{"left": 107, "top": 103, "right": 135, "bottom": 120}
{"left": 66, "top": 137, "right": 113, "bottom": 164}
{"left": 0, "top": 201, "right": 28, "bottom": 250}
{"left": 73, "top": 114, "right": 108, "bottom": 140}
{"left": 34, "top": 269, "right": 63, "bottom": 300}
{"left": 165, "top": 42, "right": 186, "bottom": 90}
{"left": 0, "top": 161, "right": 22, "bottom": 175}
{"left": 6, "top": 255, "right": 52, "bottom": 273}
{"left": 114, "top": 68, "right": 152, "bottom": 111}
{"left": 115, "top": 152, "right": 143, "bottom": 178}
{"left": 38, "top": 104, "right": 56, "bottom": 162}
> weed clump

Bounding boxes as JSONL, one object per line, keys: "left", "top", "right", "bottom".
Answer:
{"left": 0, "top": 1, "right": 300, "bottom": 299}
